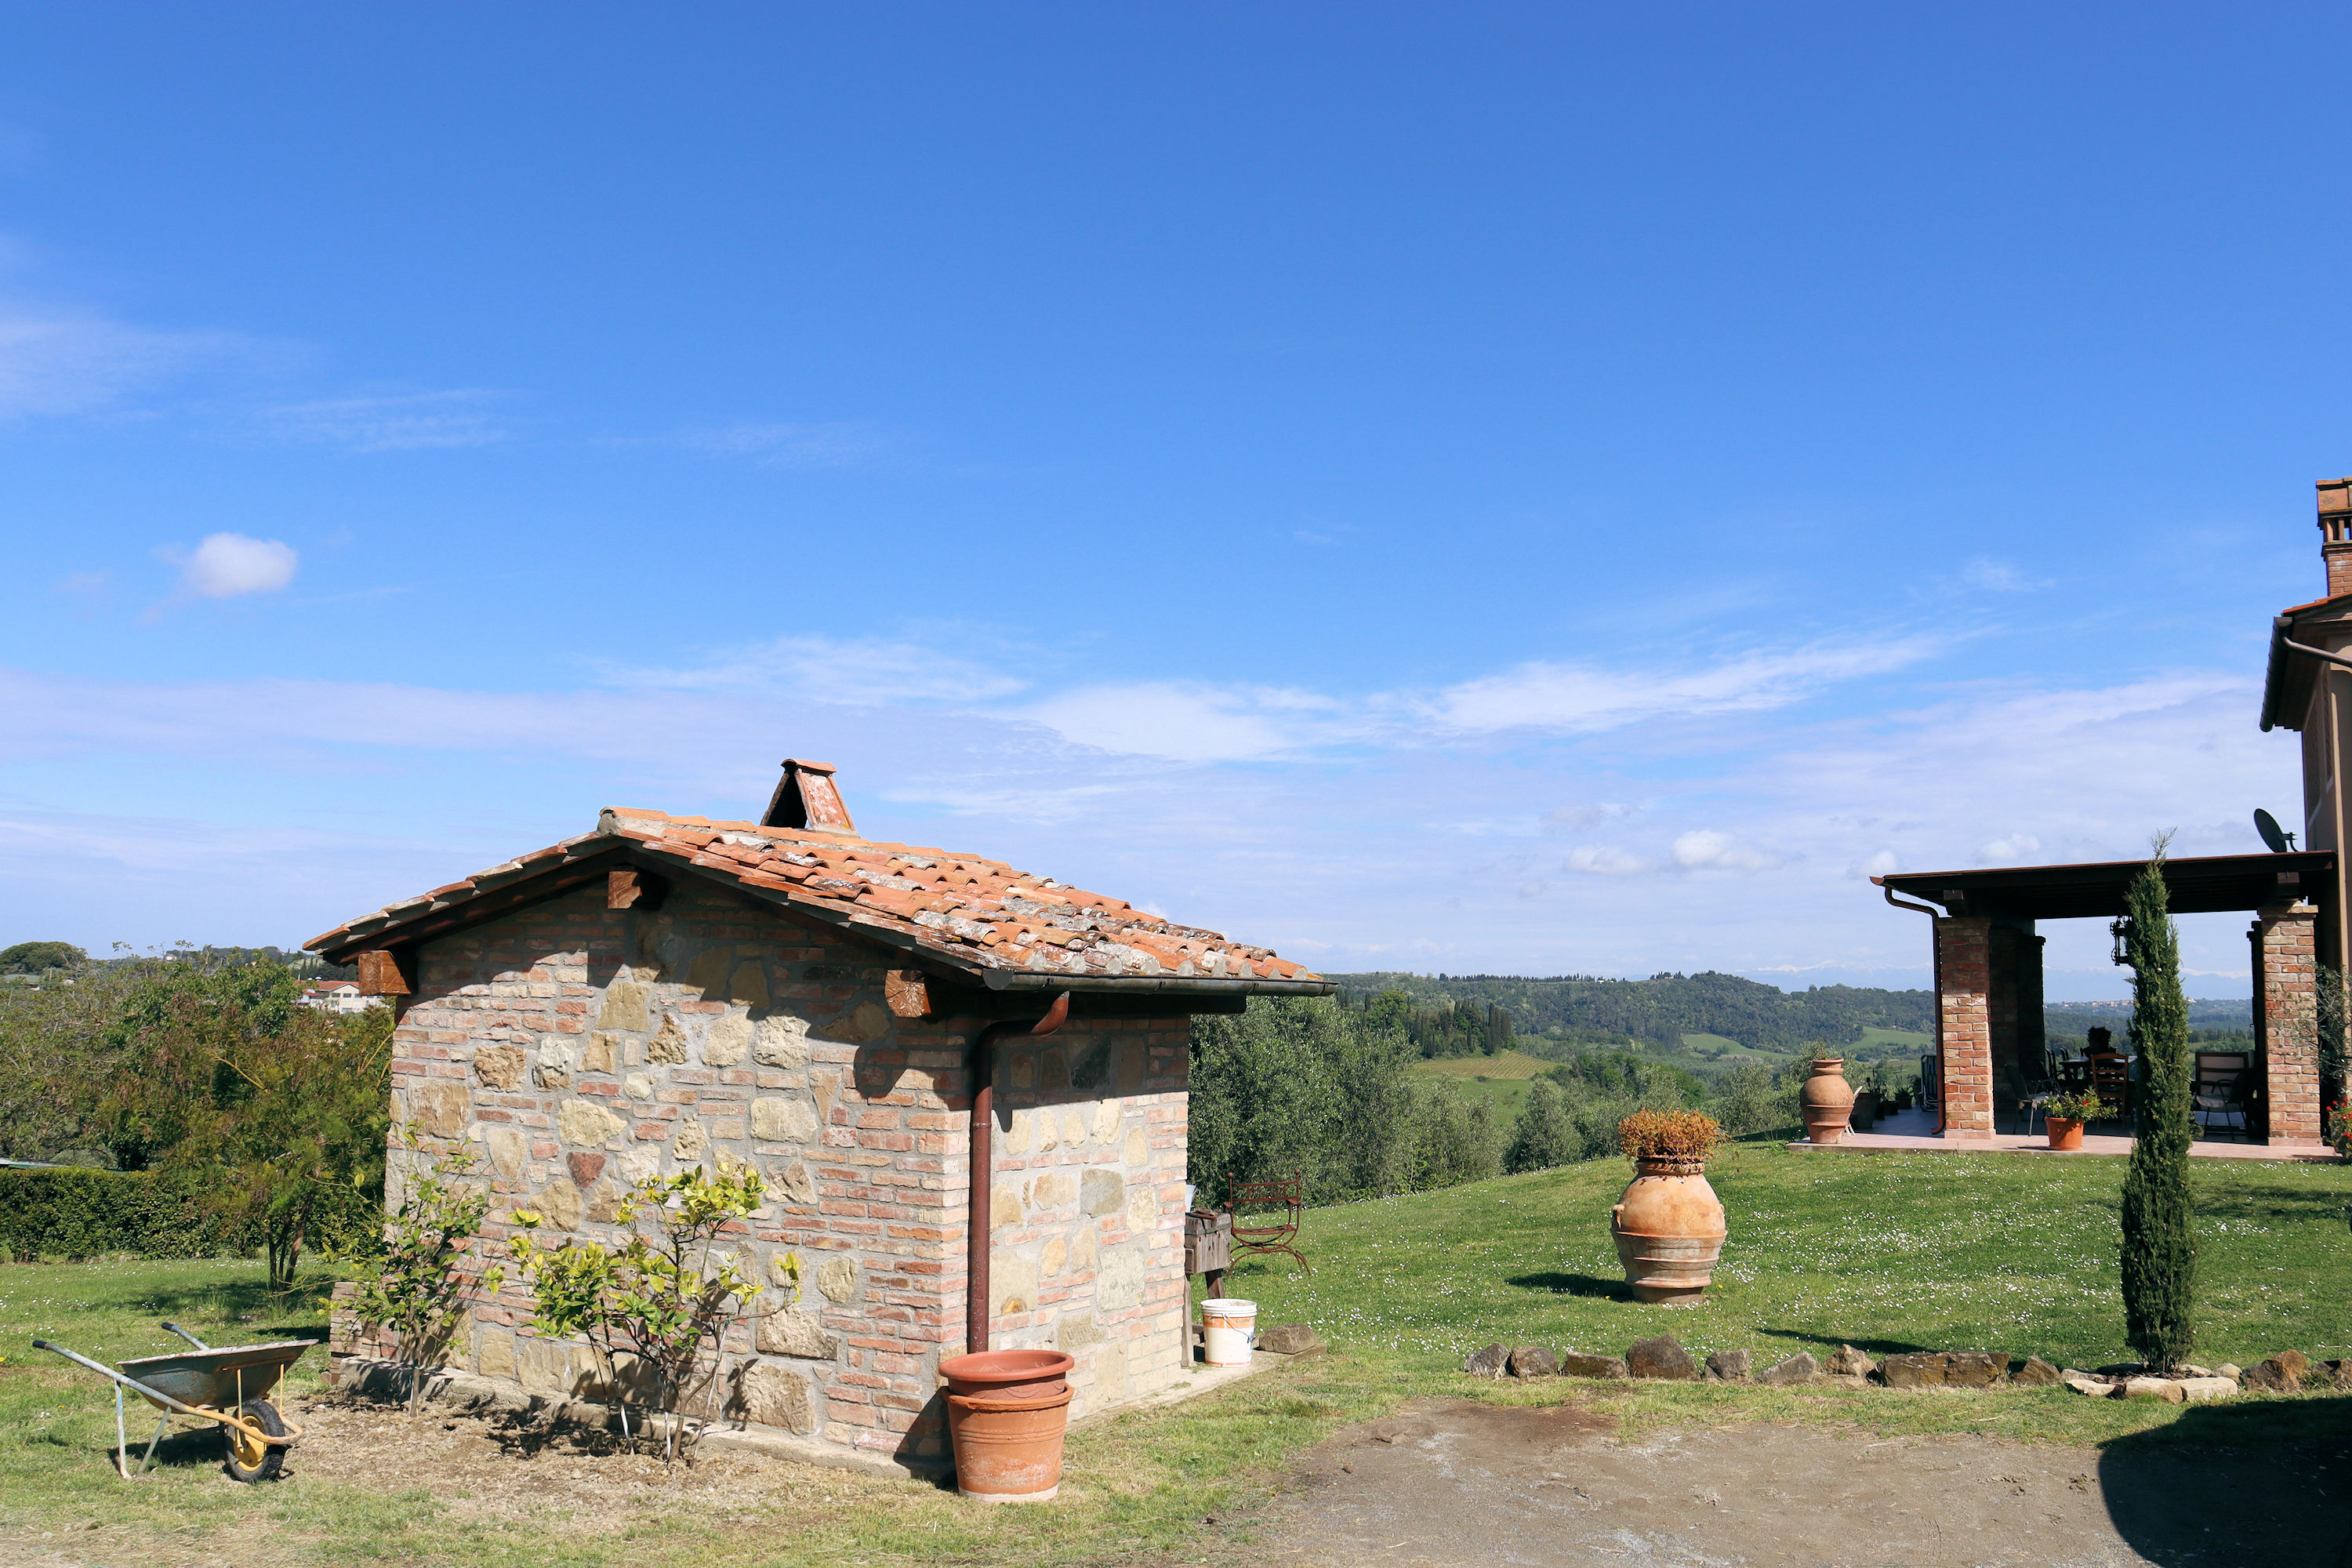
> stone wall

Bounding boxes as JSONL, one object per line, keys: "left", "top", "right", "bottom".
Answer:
{"left": 984, "top": 1020, "right": 1192, "bottom": 1414}
{"left": 385, "top": 877, "right": 1192, "bottom": 1468}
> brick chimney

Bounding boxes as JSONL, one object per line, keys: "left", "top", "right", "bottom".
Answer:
{"left": 2324, "top": 478, "right": 2352, "bottom": 598}
{"left": 760, "top": 757, "right": 856, "bottom": 833}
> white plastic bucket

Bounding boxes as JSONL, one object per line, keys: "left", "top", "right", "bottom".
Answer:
{"left": 1201, "top": 1298, "right": 1257, "bottom": 1367}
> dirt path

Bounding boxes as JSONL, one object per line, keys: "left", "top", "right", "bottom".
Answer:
{"left": 1236, "top": 1399, "right": 2352, "bottom": 1567}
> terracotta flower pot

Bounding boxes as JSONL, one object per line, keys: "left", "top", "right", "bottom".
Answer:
{"left": 1610, "top": 1157, "right": 1727, "bottom": 1305}
{"left": 937, "top": 1348, "right": 1073, "bottom": 1401}
{"left": 946, "top": 1385, "right": 1074, "bottom": 1503}
{"left": 2046, "top": 1117, "right": 2085, "bottom": 1152}
{"left": 1800, "top": 1058, "right": 1856, "bottom": 1145}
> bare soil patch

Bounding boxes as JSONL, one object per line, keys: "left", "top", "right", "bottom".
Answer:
{"left": 1236, "top": 1396, "right": 2352, "bottom": 1566}
{"left": 0, "top": 1389, "right": 919, "bottom": 1568}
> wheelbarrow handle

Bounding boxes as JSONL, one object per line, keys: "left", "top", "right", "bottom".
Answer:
{"left": 159, "top": 1321, "right": 212, "bottom": 1352}
{"left": 31, "top": 1340, "right": 216, "bottom": 1423}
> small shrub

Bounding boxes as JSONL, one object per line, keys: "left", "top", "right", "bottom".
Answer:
{"left": 349, "top": 1131, "right": 503, "bottom": 1415}
{"left": 1618, "top": 1109, "right": 1724, "bottom": 1165}
{"left": 509, "top": 1163, "right": 789, "bottom": 1463}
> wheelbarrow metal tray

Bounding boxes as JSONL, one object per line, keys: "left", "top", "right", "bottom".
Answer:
{"left": 114, "top": 1341, "right": 319, "bottom": 1411}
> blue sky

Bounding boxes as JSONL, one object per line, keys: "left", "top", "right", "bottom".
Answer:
{"left": 5, "top": 5, "right": 2348, "bottom": 998}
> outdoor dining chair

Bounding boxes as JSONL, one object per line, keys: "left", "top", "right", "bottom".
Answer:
{"left": 2192, "top": 1052, "right": 2256, "bottom": 1140}
{"left": 2000, "top": 1060, "right": 2053, "bottom": 1137}
{"left": 2089, "top": 1053, "right": 2131, "bottom": 1127}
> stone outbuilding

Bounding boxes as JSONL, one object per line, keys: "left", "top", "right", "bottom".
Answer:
{"left": 307, "top": 760, "right": 1330, "bottom": 1469}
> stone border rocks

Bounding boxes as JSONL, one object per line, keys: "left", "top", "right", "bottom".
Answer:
{"left": 1450, "top": 1334, "right": 2347, "bottom": 1404}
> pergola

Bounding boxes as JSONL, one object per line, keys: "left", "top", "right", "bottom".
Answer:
{"left": 1872, "top": 851, "right": 2331, "bottom": 1148}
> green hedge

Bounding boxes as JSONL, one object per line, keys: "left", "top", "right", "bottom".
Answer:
{"left": 0, "top": 1167, "right": 261, "bottom": 1261}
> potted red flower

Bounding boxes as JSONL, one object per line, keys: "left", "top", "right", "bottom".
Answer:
{"left": 2042, "top": 1088, "right": 2102, "bottom": 1152}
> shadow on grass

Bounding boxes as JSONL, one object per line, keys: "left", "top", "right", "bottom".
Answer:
{"left": 2098, "top": 1396, "right": 2352, "bottom": 1565}
{"left": 1751, "top": 1327, "right": 1930, "bottom": 1356}
{"left": 73, "top": 1423, "right": 230, "bottom": 1475}
{"left": 1504, "top": 1272, "right": 1632, "bottom": 1301}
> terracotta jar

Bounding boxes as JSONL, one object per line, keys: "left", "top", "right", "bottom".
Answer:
{"left": 1800, "top": 1058, "right": 1856, "bottom": 1145}
{"left": 938, "top": 1348, "right": 1073, "bottom": 1401}
{"left": 1610, "top": 1157, "right": 1727, "bottom": 1305}
{"left": 2046, "top": 1116, "right": 2085, "bottom": 1152}
{"left": 946, "top": 1385, "right": 1075, "bottom": 1503}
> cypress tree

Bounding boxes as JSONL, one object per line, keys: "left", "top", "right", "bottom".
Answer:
{"left": 2118, "top": 837, "right": 2196, "bottom": 1371}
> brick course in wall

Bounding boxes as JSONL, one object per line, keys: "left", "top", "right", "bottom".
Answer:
{"left": 386, "top": 880, "right": 1195, "bottom": 1469}
{"left": 2253, "top": 900, "right": 2323, "bottom": 1146}
{"left": 1935, "top": 917, "right": 1994, "bottom": 1138}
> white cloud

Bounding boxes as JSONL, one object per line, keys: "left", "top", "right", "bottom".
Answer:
{"left": 1022, "top": 683, "right": 1326, "bottom": 764}
{"left": 1854, "top": 848, "right": 1900, "bottom": 879}
{"left": 1671, "top": 829, "right": 1784, "bottom": 872}
{"left": 676, "top": 422, "right": 887, "bottom": 469}
{"left": 0, "top": 310, "right": 249, "bottom": 419}
{"left": 263, "top": 390, "right": 508, "bottom": 452}
{"left": 1963, "top": 557, "right": 2055, "bottom": 593}
{"left": 1978, "top": 833, "right": 2043, "bottom": 862}
{"left": 180, "top": 534, "right": 299, "bottom": 598}
{"left": 1421, "top": 637, "right": 1942, "bottom": 735}
{"left": 1547, "top": 801, "right": 1638, "bottom": 828}
{"left": 1564, "top": 844, "right": 1650, "bottom": 876}
{"left": 604, "top": 634, "right": 1028, "bottom": 706}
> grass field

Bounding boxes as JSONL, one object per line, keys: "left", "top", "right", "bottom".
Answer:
{"left": 1858, "top": 1026, "right": 1932, "bottom": 1050}
{"left": 1407, "top": 1048, "right": 1555, "bottom": 1116}
{"left": 9, "top": 1144, "right": 2352, "bottom": 1565}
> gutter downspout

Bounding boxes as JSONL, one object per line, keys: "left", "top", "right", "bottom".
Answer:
{"left": 966, "top": 993, "right": 1070, "bottom": 1357}
{"left": 1881, "top": 884, "right": 1947, "bottom": 1134}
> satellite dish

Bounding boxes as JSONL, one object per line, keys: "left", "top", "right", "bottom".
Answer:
{"left": 2255, "top": 808, "right": 2296, "bottom": 854}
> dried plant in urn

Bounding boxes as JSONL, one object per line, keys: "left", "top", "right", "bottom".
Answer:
{"left": 1610, "top": 1111, "right": 1728, "bottom": 1305}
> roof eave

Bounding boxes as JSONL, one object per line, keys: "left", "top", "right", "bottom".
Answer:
{"left": 309, "top": 831, "right": 1329, "bottom": 994}
{"left": 2262, "top": 614, "right": 2293, "bottom": 733}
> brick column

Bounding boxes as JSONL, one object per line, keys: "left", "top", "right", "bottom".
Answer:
{"left": 1936, "top": 916, "right": 1994, "bottom": 1139}
{"left": 2256, "top": 901, "right": 2322, "bottom": 1145}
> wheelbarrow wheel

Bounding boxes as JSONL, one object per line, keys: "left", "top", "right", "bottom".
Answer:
{"left": 224, "top": 1398, "right": 289, "bottom": 1483}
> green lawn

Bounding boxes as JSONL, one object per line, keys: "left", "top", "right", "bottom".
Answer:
{"left": 1217, "top": 1142, "right": 2352, "bottom": 1377}
{"left": 1858, "top": 1026, "right": 1932, "bottom": 1050}
{"left": 10, "top": 1145, "right": 2352, "bottom": 1566}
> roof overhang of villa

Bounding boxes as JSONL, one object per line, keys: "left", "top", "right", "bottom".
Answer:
{"left": 1874, "top": 851, "right": 2336, "bottom": 922}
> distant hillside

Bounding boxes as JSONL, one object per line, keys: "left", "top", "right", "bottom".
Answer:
{"left": 1326, "top": 971, "right": 1934, "bottom": 1054}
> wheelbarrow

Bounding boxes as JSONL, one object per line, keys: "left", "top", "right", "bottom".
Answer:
{"left": 34, "top": 1322, "right": 318, "bottom": 1482}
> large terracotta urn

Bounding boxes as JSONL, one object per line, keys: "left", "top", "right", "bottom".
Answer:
{"left": 1610, "top": 1157, "right": 1727, "bottom": 1305}
{"left": 1800, "top": 1058, "right": 1857, "bottom": 1145}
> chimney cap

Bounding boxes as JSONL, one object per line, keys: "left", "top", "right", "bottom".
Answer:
{"left": 761, "top": 758, "right": 856, "bottom": 833}
{"left": 2321, "top": 477, "right": 2352, "bottom": 517}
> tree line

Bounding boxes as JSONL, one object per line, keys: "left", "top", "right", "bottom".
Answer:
{"left": 0, "top": 949, "right": 388, "bottom": 1289}
{"left": 1328, "top": 970, "right": 1935, "bottom": 1053}
{"left": 1188, "top": 991, "right": 1822, "bottom": 1205}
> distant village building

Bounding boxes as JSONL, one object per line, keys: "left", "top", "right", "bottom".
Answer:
{"left": 296, "top": 979, "right": 379, "bottom": 1013}
{"left": 307, "top": 760, "right": 1327, "bottom": 1470}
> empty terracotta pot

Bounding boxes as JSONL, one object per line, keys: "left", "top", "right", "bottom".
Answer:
{"left": 1800, "top": 1058, "right": 1856, "bottom": 1145}
{"left": 1611, "top": 1157, "right": 1727, "bottom": 1305}
{"left": 946, "top": 1386, "right": 1074, "bottom": 1503}
{"left": 937, "top": 1348, "right": 1073, "bottom": 1401}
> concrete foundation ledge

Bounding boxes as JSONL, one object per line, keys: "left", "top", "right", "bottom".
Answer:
{"left": 324, "top": 1354, "right": 940, "bottom": 1479}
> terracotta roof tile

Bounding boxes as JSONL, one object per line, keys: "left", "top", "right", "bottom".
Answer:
{"left": 306, "top": 805, "right": 1323, "bottom": 987}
